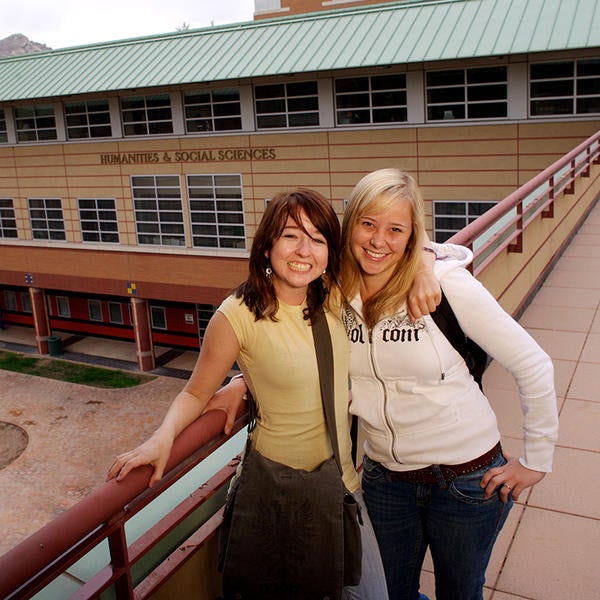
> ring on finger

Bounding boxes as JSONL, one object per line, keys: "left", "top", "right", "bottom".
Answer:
{"left": 503, "top": 483, "right": 511, "bottom": 490}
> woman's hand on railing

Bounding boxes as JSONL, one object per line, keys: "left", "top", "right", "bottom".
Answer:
{"left": 106, "top": 430, "right": 174, "bottom": 488}
{"left": 202, "top": 375, "right": 248, "bottom": 435}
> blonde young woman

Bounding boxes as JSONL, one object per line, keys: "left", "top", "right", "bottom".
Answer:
{"left": 340, "top": 169, "right": 558, "bottom": 600}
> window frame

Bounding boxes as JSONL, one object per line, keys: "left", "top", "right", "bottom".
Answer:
{"left": 150, "top": 305, "right": 167, "bottom": 330}
{"left": 529, "top": 57, "right": 600, "bottom": 117}
{"left": 88, "top": 299, "right": 103, "bottom": 322}
{"left": 56, "top": 295, "right": 71, "bottom": 318}
{"left": 254, "top": 80, "right": 320, "bottom": 129}
{"left": 14, "top": 104, "right": 58, "bottom": 142}
{"left": 335, "top": 73, "right": 408, "bottom": 126}
{"left": 120, "top": 93, "right": 174, "bottom": 136}
{"left": 426, "top": 65, "right": 508, "bottom": 122}
{"left": 184, "top": 87, "right": 243, "bottom": 133}
{"left": 0, "top": 108, "right": 7, "bottom": 143}
{"left": 64, "top": 99, "right": 112, "bottom": 139}
{"left": 186, "top": 173, "right": 246, "bottom": 250}
{"left": 28, "top": 198, "right": 66, "bottom": 241}
{"left": 432, "top": 200, "right": 497, "bottom": 242}
{"left": 0, "top": 198, "right": 18, "bottom": 239}
{"left": 131, "top": 175, "right": 185, "bottom": 247}
{"left": 78, "top": 198, "right": 120, "bottom": 244}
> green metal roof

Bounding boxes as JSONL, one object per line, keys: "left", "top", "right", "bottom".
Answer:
{"left": 1, "top": 0, "right": 599, "bottom": 102}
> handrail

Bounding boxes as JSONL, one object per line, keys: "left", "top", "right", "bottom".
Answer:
{"left": 0, "top": 406, "right": 249, "bottom": 600}
{"left": 449, "top": 129, "right": 600, "bottom": 274}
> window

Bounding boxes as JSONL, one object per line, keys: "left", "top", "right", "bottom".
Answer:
{"left": 433, "top": 200, "right": 496, "bottom": 242}
{"left": 151, "top": 306, "right": 167, "bottom": 330}
{"left": 78, "top": 198, "right": 119, "bottom": 243}
{"left": 65, "top": 99, "right": 112, "bottom": 139}
{"left": 121, "top": 94, "right": 173, "bottom": 136}
{"left": 196, "top": 304, "right": 215, "bottom": 342}
{"left": 184, "top": 88, "right": 242, "bottom": 132}
{"left": 187, "top": 174, "right": 245, "bottom": 249}
{"left": 131, "top": 175, "right": 185, "bottom": 246}
{"left": 88, "top": 299, "right": 103, "bottom": 321}
{"left": 0, "top": 109, "right": 7, "bottom": 143}
{"left": 0, "top": 199, "right": 18, "bottom": 238}
{"left": 530, "top": 58, "right": 600, "bottom": 116}
{"left": 28, "top": 198, "right": 66, "bottom": 241}
{"left": 426, "top": 66, "right": 507, "bottom": 121}
{"left": 108, "top": 302, "right": 123, "bottom": 324}
{"left": 4, "top": 290, "right": 17, "bottom": 311}
{"left": 335, "top": 74, "right": 407, "bottom": 125}
{"left": 15, "top": 105, "right": 57, "bottom": 141}
{"left": 255, "top": 81, "right": 319, "bottom": 128}
{"left": 56, "top": 296, "right": 70, "bottom": 318}
{"left": 20, "top": 292, "right": 32, "bottom": 313}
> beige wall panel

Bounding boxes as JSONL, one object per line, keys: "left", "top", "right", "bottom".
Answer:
{"left": 115, "top": 139, "right": 182, "bottom": 152}
{"left": 328, "top": 160, "right": 408, "bottom": 176}
{"left": 518, "top": 138, "right": 586, "bottom": 156}
{"left": 12, "top": 144, "right": 63, "bottom": 157}
{"left": 270, "top": 146, "right": 329, "bottom": 160}
{"left": 417, "top": 124, "right": 519, "bottom": 141}
{"left": 63, "top": 141, "right": 121, "bottom": 154}
{"left": 248, "top": 160, "right": 328, "bottom": 174}
{"left": 330, "top": 129, "right": 417, "bottom": 144}
{"left": 418, "top": 155, "right": 517, "bottom": 171}
{"left": 517, "top": 120, "right": 600, "bottom": 140}
{"left": 418, "top": 140, "right": 517, "bottom": 156}
{"left": 329, "top": 144, "right": 417, "bottom": 159}
{"left": 419, "top": 171, "right": 518, "bottom": 187}
{"left": 420, "top": 186, "right": 513, "bottom": 201}
{"left": 251, "top": 173, "right": 332, "bottom": 188}
{"left": 179, "top": 135, "right": 251, "bottom": 149}
{"left": 251, "top": 132, "right": 329, "bottom": 147}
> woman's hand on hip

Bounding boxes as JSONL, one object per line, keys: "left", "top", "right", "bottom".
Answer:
{"left": 480, "top": 454, "right": 546, "bottom": 503}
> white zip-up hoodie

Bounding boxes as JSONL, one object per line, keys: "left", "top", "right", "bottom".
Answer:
{"left": 344, "top": 244, "right": 558, "bottom": 473}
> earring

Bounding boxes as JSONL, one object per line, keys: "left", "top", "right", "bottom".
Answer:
{"left": 265, "top": 265, "right": 273, "bottom": 280}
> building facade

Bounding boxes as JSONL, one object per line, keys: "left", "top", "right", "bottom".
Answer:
{"left": 0, "top": 0, "right": 599, "bottom": 368}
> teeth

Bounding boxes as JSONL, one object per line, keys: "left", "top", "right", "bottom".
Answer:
{"left": 365, "top": 249, "right": 386, "bottom": 259}
{"left": 288, "top": 262, "right": 311, "bottom": 272}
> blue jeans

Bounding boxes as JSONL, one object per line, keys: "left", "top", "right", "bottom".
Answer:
{"left": 343, "top": 489, "right": 389, "bottom": 600}
{"left": 362, "top": 452, "right": 512, "bottom": 600}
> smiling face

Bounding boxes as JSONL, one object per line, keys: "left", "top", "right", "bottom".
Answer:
{"left": 266, "top": 210, "right": 329, "bottom": 305}
{"left": 350, "top": 194, "right": 414, "bottom": 297}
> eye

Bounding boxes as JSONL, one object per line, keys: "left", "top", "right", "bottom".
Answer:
{"left": 360, "top": 219, "right": 375, "bottom": 228}
{"left": 312, "top": 236, "right": 327, "bottom": 245}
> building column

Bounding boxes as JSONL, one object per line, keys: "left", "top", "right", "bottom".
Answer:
{"left": 131, "top": 297, "right": 155, "bottom": 371}
{"left": 29, "top": 287, "right": 51, "bottom": 354}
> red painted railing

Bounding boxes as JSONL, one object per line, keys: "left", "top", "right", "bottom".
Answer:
{"left": 0, "top": 406, "right": 248, "bottom": 600}
{"left": 449, "top": 130, "right": 600, "bottom": 275}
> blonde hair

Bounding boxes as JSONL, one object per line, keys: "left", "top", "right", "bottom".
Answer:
{"left": 340, "top": 168, "right": 425, "bottom": 328}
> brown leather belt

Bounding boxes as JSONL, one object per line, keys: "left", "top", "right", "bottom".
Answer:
{"left": 383, "top": 442, "right": 502, "bottom": 485}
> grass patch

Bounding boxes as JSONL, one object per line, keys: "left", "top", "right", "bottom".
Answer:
{"left": 0, "top": 350, "right": 154, "bottom": 388}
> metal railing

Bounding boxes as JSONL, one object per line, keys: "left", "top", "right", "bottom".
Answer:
{"left": 0, "top": 129, "right": 598, "bottom": 600}
{"left": 449, "top": 130, "right": 600, "bottom": 276}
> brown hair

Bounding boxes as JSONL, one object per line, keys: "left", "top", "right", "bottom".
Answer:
{"left": 237, "top": 188, "right": 341, "bottom": 321}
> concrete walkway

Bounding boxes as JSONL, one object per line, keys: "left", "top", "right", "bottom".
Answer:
{"left": 0, "top": 202, "right": 598, "bottom": 598}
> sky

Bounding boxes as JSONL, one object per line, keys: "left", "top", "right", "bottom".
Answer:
{"left": 1, "top": 0, "right": 256, "bottom": 50}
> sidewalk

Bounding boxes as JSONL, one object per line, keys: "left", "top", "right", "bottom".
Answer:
{"left": 0, "top": 202, "right": 599, "bottom": 598}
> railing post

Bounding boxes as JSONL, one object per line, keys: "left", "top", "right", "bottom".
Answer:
{"left": 508, "top": 200, "right": 523, "bottom": 253}
{"left": 543, "top": 175, "right": 555, "bottom": 218}
{"left": 566, "top": 158, "right": 576, "bottom": 194}
{"left": 108, "top": 528, "right": 135, "bottom": 599}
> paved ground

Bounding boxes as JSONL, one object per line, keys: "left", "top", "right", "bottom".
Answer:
{"left": 0, "top": 368, "right": 183, "bottom": 556}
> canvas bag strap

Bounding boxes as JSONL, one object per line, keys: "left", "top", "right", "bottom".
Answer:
{"left": 311, "top": 306, "right": 344, "bottom": 475}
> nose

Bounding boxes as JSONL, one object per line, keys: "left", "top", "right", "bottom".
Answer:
{"left": 369, "top": 228, "right": 385, "bottom": 248}
{"left": 295, "top": 235, "right": 311, "bottom": 256}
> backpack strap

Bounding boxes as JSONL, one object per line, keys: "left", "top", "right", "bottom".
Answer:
{"left": 430, "top": 292, "right": 489, "bottom": 391}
